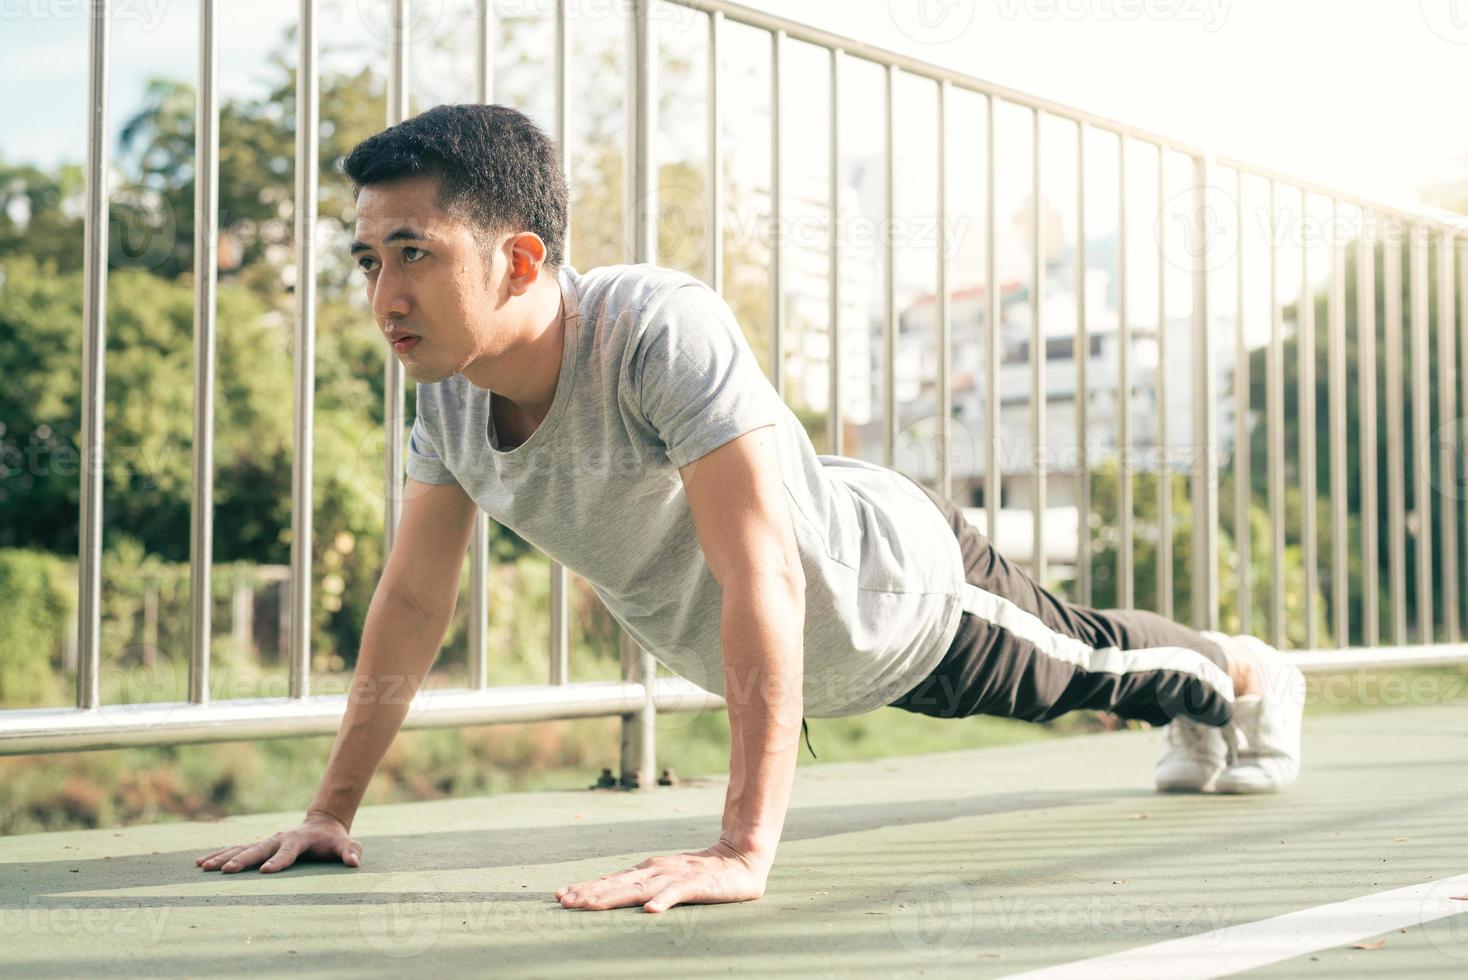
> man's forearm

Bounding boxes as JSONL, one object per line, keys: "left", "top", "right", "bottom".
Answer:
{"left": 306, "top": 586, "right": 453, "bottom": 829}
{"left": 717, "top": 574, "right": 805, "bottom": 868}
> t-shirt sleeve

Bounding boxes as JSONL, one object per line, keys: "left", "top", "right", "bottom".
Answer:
{"left": 405, "top": 413, "right": 459, "bottom": 486}
{"left": 631, "top": 282, "right": 783, "bottom": 469}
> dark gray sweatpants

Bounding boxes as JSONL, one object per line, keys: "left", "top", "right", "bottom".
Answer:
{"left": 884, "top": 478, "right": 1236, "bottom": 728}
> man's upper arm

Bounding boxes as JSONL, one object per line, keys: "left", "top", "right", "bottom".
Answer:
{"left": 379, "top": 478, "right": 479, "bottom": 617}
{"left": 678, "top": 427, "right": 803, "bottom": 593}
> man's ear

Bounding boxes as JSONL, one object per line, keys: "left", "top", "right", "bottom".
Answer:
{"left": 506, "top": 233, "right": 549, "bottom": 296}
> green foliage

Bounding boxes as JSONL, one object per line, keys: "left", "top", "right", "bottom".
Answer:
{"left": 0, "top": 549, "right": 70, "bottom": 707}
{"left": 1077, "top": 456, "right": 1331, "bottom": 650}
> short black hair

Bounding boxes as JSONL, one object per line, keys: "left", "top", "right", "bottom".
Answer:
{"left": 340, "top": 103, "right": 568, "bottom": 268}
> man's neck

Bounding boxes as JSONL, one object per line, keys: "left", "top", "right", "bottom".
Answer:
{"left": 462, "top": 273, "right": 565, "bottom": 423}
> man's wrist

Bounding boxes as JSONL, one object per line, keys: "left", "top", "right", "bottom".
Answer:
{"left": 305, "top": 806, "right": 351, "bottom": 831}
{"left": 715, "top": 834, "right": 778, "bottom": 873}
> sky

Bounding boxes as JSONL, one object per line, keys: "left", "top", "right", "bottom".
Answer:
{"left": 2, "top": 0, "right": 1464, "bottom": 212}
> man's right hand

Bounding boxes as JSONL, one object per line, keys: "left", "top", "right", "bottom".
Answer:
{"left": 194, "top": 813, "right": 362, "bottom": 874}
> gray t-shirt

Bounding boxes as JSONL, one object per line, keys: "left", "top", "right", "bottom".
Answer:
{"left": 406, "top": 262, "right": 964, "bottom": 717}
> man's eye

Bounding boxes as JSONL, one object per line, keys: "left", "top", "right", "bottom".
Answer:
{"left": 403, "top": 246, "right": 425, "bottom": 262}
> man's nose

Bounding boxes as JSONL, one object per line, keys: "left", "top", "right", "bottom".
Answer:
{"left": 370, "top": 265, "right": 411, "bottom": 320}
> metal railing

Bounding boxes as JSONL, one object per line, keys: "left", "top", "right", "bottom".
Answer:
{"left": 4, "top": 0, "right": 1467, "bottom": 767}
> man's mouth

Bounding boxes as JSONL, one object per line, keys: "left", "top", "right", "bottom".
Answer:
{"left": 392, "top": 335, "right": 420, "bottom": 353}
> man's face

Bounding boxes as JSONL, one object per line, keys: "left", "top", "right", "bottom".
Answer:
{"left": 350, "top": 174, "right": 502, "bottom": 383}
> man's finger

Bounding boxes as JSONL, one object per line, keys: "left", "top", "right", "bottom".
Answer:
{"left": 260, "top": 839, "right": 303, "bottom": 873}
{"left": 198, "top": 845, "right": 250, "bottom": 870}
{"left": 564, "top": 871, "right": 668, "bottom": 910}
{"left": 220, "top": 841, "right": 277, "bottom": 873}
{"left": 644, "top": 878, "right": 698, "bottom": 914}
{"left": 338, "top": 840, "right": 363, "bottom": 867}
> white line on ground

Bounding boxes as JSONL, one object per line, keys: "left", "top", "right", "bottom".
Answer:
{"left": 1001, "top": 872, "right": 1468, "bottom": 979}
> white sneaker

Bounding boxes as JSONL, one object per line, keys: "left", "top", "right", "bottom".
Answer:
{"left": 1214, "top": 634, "right": 1305, "bottom": 794}
{"left": 1152, "top": 628, "right": 1236, "bottom": 792}
{"left": 1154, "top": 714, "right": 1229, "bottom": 791}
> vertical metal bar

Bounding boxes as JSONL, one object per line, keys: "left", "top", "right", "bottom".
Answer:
{"left": 1192, "top": 154, "right": 1218, "bottom": 631}
{"left": 1410, "top": 223, "right": 1433, "bottom": 642}
{"left": 1118, "top": 137, "right": 1134, "bottom": 608}
{"left": 937, "top": 81, "right": 952, "bottom": 498}
{"left": 1460, "top": 244, "right": 1468, "bottom": 641}
{"left": 1156, "top": 145, "right": 1170, "bottom": 618}
{"left": 189, "top": 0, "right": 220, "bottom": 705}
{"left": 1437, "top": 229, "right": 1459, "bottom": 643}
{"left": 708, "top": 11, "right": 723, "bottom": 293}
{"left": 475, "top": 0, "right": 493, "bottom": 107}
{"left": 1328, "top": 199, "right": 1348, "bottom": 648}
{"left": 548, "top": 568, "right": 568, "bottom": 686}
{"left": 1234, "top": 168, "right": 1251, "bottom": 636}
{"left": 828, "top": 49, "right": 843, "bottom": 456}
{"left": 621, "top": 0, "right": 658, "bottom": 789}
{"left": 769, "top": 29, "right": 784, "bottom": 398}
{"left": 1030, "top": 108, "right": 1046, "bottom": 584}
{"left": 884, "top": 65, "right": 897, "bottom": 470}
{"left": 1267, "top": 180, "right": 1285, "bottom": 647}
{"left": 555, "top": 0, "right": 568, "bottom": 183}
{"left": 383, "top": 0, "right": 409, "bottom": 558}
{"left": 469, "top": 0, "right": 494, "bottom": 690}
{"left": 1384, "top": 226, "right": 1407, "bottom": 646}
{"left": 985, "top": 95, "right": 1000, "bottom": 538}
{"left": 619, "top": 630, "right": 656, "bottom": 788}
{"left": 1358, "top": 217, "right": 1379, "bottom": 647}
{"left": 289, "top": 0, "right": 317, "bottom": 700}
{"left": 1076, "top": 124, "right": 1090, "bottom": 605}
{"left": 548, "top": 0, "right": 571, "bottom": 687}
{"left": 77, "top": 0, "right": 110, "bottom": 711}
{"left": 1299, "top": 188, "right": 1317, "bottom": 650}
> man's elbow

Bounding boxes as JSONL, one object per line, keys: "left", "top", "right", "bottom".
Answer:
{"left": 723, "top": 558, "right": 805, "bottom": 607}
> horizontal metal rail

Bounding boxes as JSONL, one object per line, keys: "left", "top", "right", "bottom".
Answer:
{"left": 0, "top": 678, "right": 724, "bottom": 757}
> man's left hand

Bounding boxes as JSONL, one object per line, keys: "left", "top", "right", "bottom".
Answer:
{"left": 554, "top": 840, "right": 771, "bottom": 913}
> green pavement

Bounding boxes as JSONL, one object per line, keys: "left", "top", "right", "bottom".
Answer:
{"left": 2, "top": 703, "right": 1465, "bottom": 978}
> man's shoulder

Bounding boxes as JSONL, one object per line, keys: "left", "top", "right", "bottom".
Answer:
{"left": 574, "top": 262, "right": 711, "bottom": 324}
